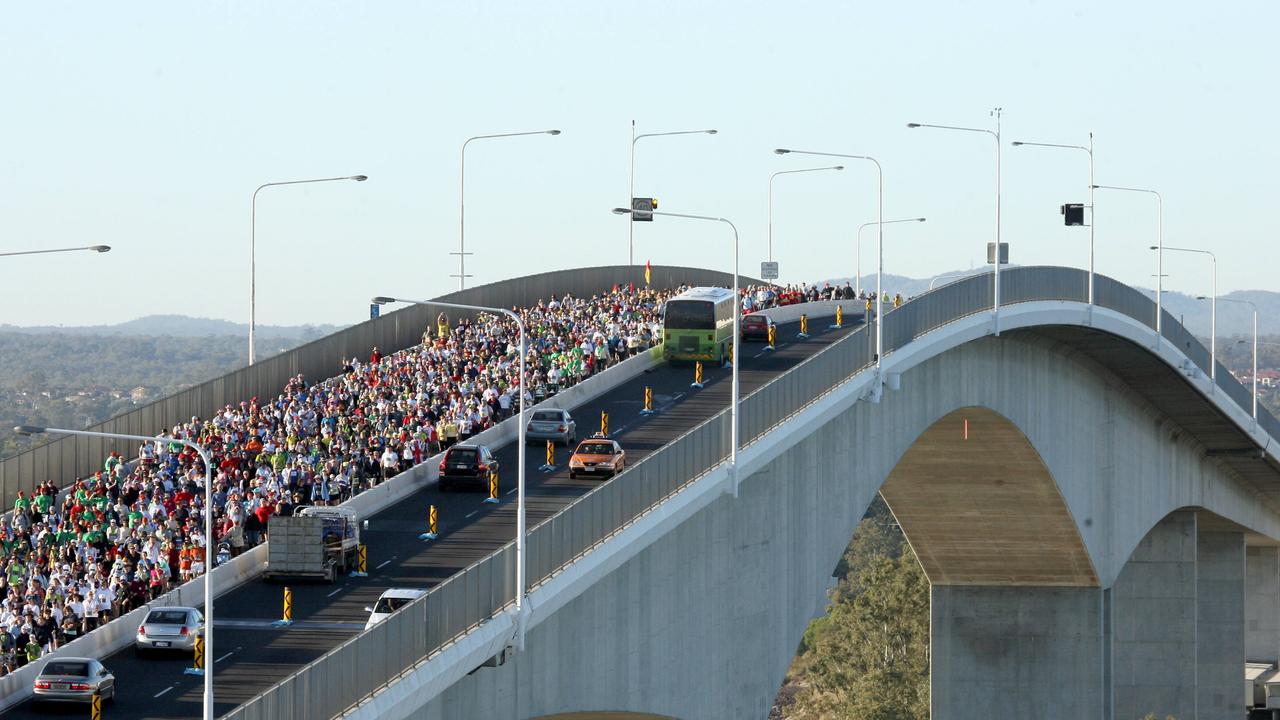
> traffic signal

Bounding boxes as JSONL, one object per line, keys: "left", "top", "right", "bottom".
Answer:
{"left": 1061, "top": 203, "right": 1085, "bottom": 226}
{"left": 631, "top": 197, "right": 657, "bottom": 221}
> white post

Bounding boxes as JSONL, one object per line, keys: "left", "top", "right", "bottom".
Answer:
{"left": 1087, "top": 133, "right": 1095, "bottom": 306}
{"left": 628, "top": 120, "right": 636, "bottom": 266}
{"left": 993, "top": 108, "right": 1002, "bottom": 334}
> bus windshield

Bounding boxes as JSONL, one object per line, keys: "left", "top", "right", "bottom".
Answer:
{"left": 664, "top": 300, "right": 714, "bottom": 329}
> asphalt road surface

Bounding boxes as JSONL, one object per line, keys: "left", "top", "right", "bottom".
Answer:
{"left": 4, "top": 317, "right": 857, "bottom": 719}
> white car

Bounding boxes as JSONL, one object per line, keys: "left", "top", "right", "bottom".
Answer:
{"left": 136, "top": 606, "right": 204, "bottom": 655}
{"left": 364, "top": 588, "right": 427, "bottom": 631}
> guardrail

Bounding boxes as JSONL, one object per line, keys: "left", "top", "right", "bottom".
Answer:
{"left": 224, "top": 266, "right": 1280, "bottom": 720}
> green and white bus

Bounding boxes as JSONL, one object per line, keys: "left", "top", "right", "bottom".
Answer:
{"left": 662, "top": 286, "right": 737, "bottom": 363}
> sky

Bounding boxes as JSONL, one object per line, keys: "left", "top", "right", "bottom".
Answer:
{"left": 1, "top": 1, "right": 1276, "bottom": 328}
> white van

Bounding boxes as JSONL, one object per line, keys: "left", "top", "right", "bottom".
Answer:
{"left": 364, "top": 588, "right": 427, "bottom": 631}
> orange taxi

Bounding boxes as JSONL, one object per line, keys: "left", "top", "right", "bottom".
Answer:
{"left": 568, "top": 437, "right": 626, "bottom": 479}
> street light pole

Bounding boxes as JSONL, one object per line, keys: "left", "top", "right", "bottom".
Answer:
{"left": 251, "top": 174, "right": 367, "bottom": 365}
{"left": 856, "top": 218, "right": 926, "bottom": 297}
{"left": 460, "top": 130, "right": 561, "bottom": 290}
{"left": 628, "top": 125, "right": 717, "bottom": 266}
{"left": 1010, "top": 133, "right": 1095, "bottom": 304}
{"left": 611, "top": 207, "right": 740, "bottom": 490}
{"left": 0, "top": 245, "right": 111, "bottom": 258}
{"left": 15, "top": 425, "right": 214, "bottom": 720}
{"left": 908, "top": 109, "right": 1003, "bottom": 331}
{"left": 1094, "top": 184, "right": 1163, "bottom": 342}
{"left": 774, "top": 149, "right": 884, "bottom": 366}
{"left": 370, "top": 297, "right": 529, "bottom": 626}
{"left": 768, "top": 166, "right": 843, "bottom": 266}
{"left": 1161, "top": 246, "right": 1216, "bottom": 378}
{"left": 1207, "top": 297, "right": 1259, "bottom": 420}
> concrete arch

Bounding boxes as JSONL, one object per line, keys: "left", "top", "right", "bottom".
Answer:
{"left": 880, "top": 406, "right": 1098, "bottom": 586}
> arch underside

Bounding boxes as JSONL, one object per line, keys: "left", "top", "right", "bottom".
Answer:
{"left": 880, "top": 407, "right": 1099, "bottom": 586}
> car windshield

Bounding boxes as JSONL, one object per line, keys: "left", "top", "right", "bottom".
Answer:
{"left": 373, "top": 597, "right": 415, "bottom": 614}
{"left": 42, "top": 662, "right": 89, "bottom": 676}
{"left": 531, "top": 411, "right": 562, "bottom": 422}
{"left": 147, "top": 610, "right": 189, "bottom": 624}
{"left": 447, "top": 448, "right": 478, "bottom": 463}
{"left": 577, "top": 443, "right": 614, "bottom": 455}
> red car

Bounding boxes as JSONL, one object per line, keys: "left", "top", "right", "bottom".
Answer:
{"left": 740, "top": 314, "right": 775, "bottom": 342}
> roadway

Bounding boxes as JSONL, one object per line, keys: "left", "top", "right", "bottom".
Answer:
{"left": 4, "top": 316, "right": 857, "bottom": 719}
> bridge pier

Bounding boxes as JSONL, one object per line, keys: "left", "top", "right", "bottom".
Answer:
{"left": 932, "top": 511, "right": 1245, "bottom": 720}
{"left": 1247, "top": 546, "right": 1280, "bottom": 665}
{"left": 930, "top": 585, "right": 1105, "bottom": 720}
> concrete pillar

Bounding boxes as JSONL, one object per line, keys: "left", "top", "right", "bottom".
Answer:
{"left": 1197, "top": 530, "right": 1245, "bottom": 720}
{"left": 931, "top": 585, "right": 1104, "bottom": 720}
{"left": 1111, "top": 510, "right": 1197, "bottom": 719}
{"left": 1246, "top": 546, "right": 1280, "bottom": 664}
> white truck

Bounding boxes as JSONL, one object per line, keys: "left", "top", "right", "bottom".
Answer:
{"left": 263, "top": 506, "right": 360, "bottom": 584}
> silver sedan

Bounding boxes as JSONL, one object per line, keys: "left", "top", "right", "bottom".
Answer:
{"left": 525, "top": 408, "right": 577, "bottom": 446}
{"left": 135, "top": 606, "right": 204, "bottom": 655}
{"left": 33, "top": 657, "right": 115, "bottom": 705}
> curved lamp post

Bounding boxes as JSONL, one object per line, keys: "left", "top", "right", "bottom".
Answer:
{"left": 629, "top": 124, "right": 717, "bottom": 265}
{"left": 768, "top": 166, "right": 843, "bottom": 265}
{"left": 460, "top": 130, "right": 561, "bottom": 290}
{"left": 1094, "top": 184, "right": 1162, "bottom": 343}
{"left": 370, "top": 296, "right": 529, "bottom": 635}
{"left": 775, "top": 148, "right": 883, "bottom": 366}
{"left": 251, "top": 175, "right": 367, "bottom": 365}
{"left": 1161, "top": 245, "right": 1216, "bottom": 379}
{"left": 610, "top": 206, "right": 740, "bottom": 492}
{"left": 908, "top": 110, "right": 1003, "bottom": 331}
{"left": 1202, "top": 296, "right": 1258, "bottom": 421}
{"left": 1011, "top": 135, "right": 1095, "bottom": 304}
{"left": 15, "top": 425, "right": 214, "bottom": 720}
{"left": 856, "top": 218, "right": 925, "bottom": 297}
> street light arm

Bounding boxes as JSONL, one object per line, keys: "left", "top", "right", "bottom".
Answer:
{"left": 1010, "top": 140, "right": 1090, "bottom": 154}
{"left": 0, "top": 245, "right": 111, "bottom": 258}
{"left": 464, "top": 130, "right": 562, "bottom": 150}
{"left": 908, "top": 122, "right": 998, "bottom": 141}
{"left": 253, "top": 175, "right": 368, "bottom": 200}
{"left": 634, "top": 129, "right": 717, "bottom": 145}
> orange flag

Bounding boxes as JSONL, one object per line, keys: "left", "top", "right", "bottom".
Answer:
{"left": 644, "top": 260, "right": 652, "bottom": 286}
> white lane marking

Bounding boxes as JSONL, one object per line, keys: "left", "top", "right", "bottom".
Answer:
{"left": 154, "top": 686, "right": 174, "bottom": 698}
{"left": 465, "top": 510, "right": 478, "bottom": 518}
{"left": 215, "top": 651, "right": 235, "bottom": 663}
{"left": 326, "top": 588, "right": 342, "bottom": 597}
{"left": 376, "top": 559, "right": 392, "bottom": 569}
{"left": 506, "top": 488, "right": 516, "bottom": 495}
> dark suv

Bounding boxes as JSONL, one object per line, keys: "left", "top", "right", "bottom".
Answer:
{"left": 438, "top": 444, "right": 499, "bottom": 491}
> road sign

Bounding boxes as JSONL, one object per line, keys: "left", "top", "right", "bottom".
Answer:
{"left": 760, "top": 261, "right": 779, "bottom": 280}
{"left": 369, "top": 304, "right": 380, "bottom": 320}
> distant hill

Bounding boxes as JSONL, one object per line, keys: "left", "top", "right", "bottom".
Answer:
{"left": 0, "top": 314, "right": 346, "bottom": 339}
{"left": 821, "top": 271, "right": 1280, "bottom": 339}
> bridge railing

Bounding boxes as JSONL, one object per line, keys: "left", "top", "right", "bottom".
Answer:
{"left": 223, "top": 266, "right": 1279, "bottom": 720}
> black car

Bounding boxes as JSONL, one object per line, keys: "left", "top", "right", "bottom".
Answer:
{"left": 438, "top": 444, "right": 498, "bottom": 491}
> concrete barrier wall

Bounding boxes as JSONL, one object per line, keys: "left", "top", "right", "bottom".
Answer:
{"left": 0, "top": 345, "right": 664, "bottom": 712}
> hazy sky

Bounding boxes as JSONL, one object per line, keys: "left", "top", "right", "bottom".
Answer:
{"left": 2, "top": 1, "right": 1275, "bottom": 328}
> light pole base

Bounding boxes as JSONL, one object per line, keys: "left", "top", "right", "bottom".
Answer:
{"left": 539, "top": 463, "right": 556, "bottom": 472}
{"left": 640, "top": 408, "right": 656, "bottom": 415}
{"left": 418, "top": 532, "right": 438, "bottom": 541}
{"left": 349, "top": 571, "right": 368, "bottom": 578}
{"left": 690, "top": 382, "right": 704, "bottom": 389}
{"left": 763, "top": 345, "right": 775, "bottom": 352}
{"left": 483, "top": 497, "right": 500, "bottom": 505}
{"left": 271, "top": 619, "right": 293, "bottom": 627}
{"left": 183, "top": 668, "right": 205, "bottom": 677}
{"left": 797, "top": 332, "right": 809, "bottom": 339}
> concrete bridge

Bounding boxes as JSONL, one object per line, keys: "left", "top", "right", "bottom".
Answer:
{"left": 222, "top": 267, "right": 1280, "bottom": 720}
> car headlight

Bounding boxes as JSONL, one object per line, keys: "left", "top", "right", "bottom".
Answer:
{"left": 570, "top": 459, "right": 583, "bottom": 467}
{"left": 598, "top": 461, "right": 614, "bottom": 469}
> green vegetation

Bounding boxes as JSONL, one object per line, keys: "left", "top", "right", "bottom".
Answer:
{"left": 0, "top": 332, "right": 309, "bottom": 458}
{"left": 773, "top": 497, "right": 930, "bottom": 720}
